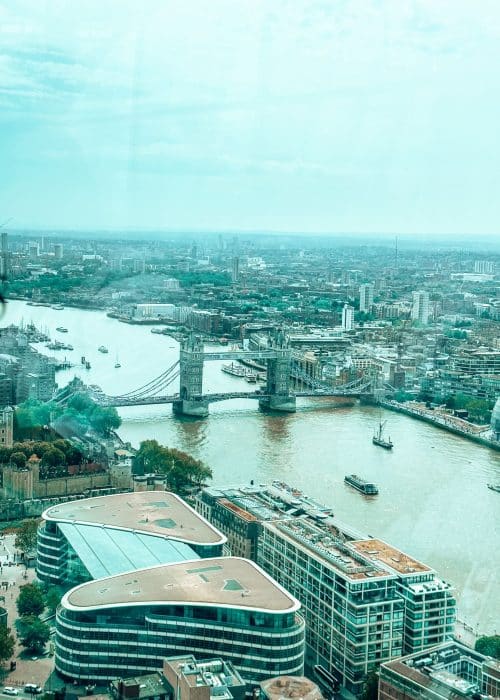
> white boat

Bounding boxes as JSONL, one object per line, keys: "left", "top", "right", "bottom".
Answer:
{"left": 98, "top": 345, "right": 109, "bottom": 353}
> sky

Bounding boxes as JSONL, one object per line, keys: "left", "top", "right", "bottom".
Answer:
{"left": 1, "top": 0, "right": 499, "bottom": 236}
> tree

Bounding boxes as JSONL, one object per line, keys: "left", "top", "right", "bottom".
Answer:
{"left": 15, "top": 520, "right": 39, "bottom": 558}
{"left": 41, "top": 584, "right": 64, "bottom": 615}
{"left": 134, "top": 441, "right": 212, "bottom": 494}
{"left": 17, "top": 583, "right": 45, "bottom": 617}
{"left": 10, "top": 451, "right": 27, "bottom": 468}
{"left": 16, "top": 616, "right": 50, "bottom": 652}
{"left": 361, "top": 669, "right": 379, "bottom": 700}
{"left": 0, "top": 625, "right": 15, "bottom": 665}
{"left": 88, "top": 405, "right": 121, "bottom": 435}
{"left": 41, "top": 447, "right": 66, "bottom": 467}
{"left": 475, "top": 635, "right": 500, "bottom": 659}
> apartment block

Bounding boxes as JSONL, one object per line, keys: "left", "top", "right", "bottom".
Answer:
{"left": 196, "top": 484, "right": 456, "bottom": 696}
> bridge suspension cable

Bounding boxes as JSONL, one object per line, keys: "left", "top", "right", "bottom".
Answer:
{"left": 110, "top": 360, "right": 179, "bottom": 399}
{"left": 120, "top": 369, "right": 180, "bottom": 400}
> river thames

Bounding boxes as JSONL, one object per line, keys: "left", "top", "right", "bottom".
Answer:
{"left": 5, "top": 300, "right": 500, "bottom": 635}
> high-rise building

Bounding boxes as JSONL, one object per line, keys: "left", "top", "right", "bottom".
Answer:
{"left": 342, "top": 304, "right": 354, "bottom": 331}
{"left": 411, "top": 291, "right": 430, "bottom": 325}
{"left": 379, "top": 641, "right": 500, "bottom": 700}
{"left": 359, "top": 284, "right": 374, "bottom": 313}
{"left": 53, "top": 243, "right": 64, "bottom": 259}
{"left": 0, "top": 231, "right": 9, "bottom": 278}
{"left": 231, "top": 256, "right": 240, "bottom": 283}
{"left": 196, "top": 484, "right": 456, "bottom": 696}
{"left": 474, "top": 260, "right": 495, "bottom": 274}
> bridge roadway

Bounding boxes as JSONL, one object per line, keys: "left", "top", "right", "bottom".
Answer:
{"left": 93, "top": 388, "right": 366, "bottom": 407}
{"left": 202, "top": 350, "right": 287, "bottom": 361}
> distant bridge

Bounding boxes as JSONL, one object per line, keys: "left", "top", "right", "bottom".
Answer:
{"left": 54, "top": 331, "right": 394, "bottom": 418}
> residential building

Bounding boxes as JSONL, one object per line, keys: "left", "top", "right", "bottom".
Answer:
{"left": 342, "top": 304, "right": 354, "bottom": 331}
{"left": 359, "top": 284, "right": 374, "bottom": 313}
{"left": 411, "top": 291, "right": 430, "bottom": 325}
{"left": 36, "top": 491, "right": 227, "bottom": 585}
{"left": 196, "top": 484, "right": 456, "bottom": 696}
{"left": 55, "top": 557, "right": 305, "bottom": 683}
{"left": 474, "top": 260, "right": 495, "bottom": 274}
{"left": 378, "top": 641, "right": 500, "bottom": 699}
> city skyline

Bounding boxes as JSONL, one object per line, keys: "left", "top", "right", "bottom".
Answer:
{"left": 1, "top": 0, "right": 500, "bottom": 235}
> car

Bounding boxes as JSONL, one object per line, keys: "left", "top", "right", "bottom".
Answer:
{"left": 2, "top": 688, "right": 19, "bottom": 696}
{"left": 23, "top": 685, "right": 42, "bottom": 695}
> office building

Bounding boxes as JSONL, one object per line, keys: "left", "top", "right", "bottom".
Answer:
{"left": 261, "top": 677, "right": 324, "bottom": 700}
{"left": 55, "top": 557, "right": 305, "bottom": 683}
{"left": 378, "top": 641, "right": 500, "bottom": 699}
{"left": 411, "top": 291, "right": 430, "bottom": 325}
{"left": 342, "top": 304, "right": 354, "bottom": 331}
{"left": 37, "top": 491, "right": 227, "bottom": 585}
{"left": 359, "top": 284, "right": 374, "bottom": 313}
{"left": 162, "top": 655, "right": 246, "bottom": 700}
{"left": 196, "top": 484, "right": 456, "bottom": 696}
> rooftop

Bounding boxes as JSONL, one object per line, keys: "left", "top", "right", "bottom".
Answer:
{"left": 57, "top": 522, "right": 199, "bottom": 579}
{"left": 44, "top": 491, "right": 225, "bottom": 546}
{"left": 381, "top": 642, "right": 500, "bottom": 699}
{"left": 350, "top": 539, "right": 432, "bottom": 575}
{"left": 260, "top": 677, "right": 324, "bottom": 700}
{"left": 63, "top": 557, "right": 300, "bottom": 613}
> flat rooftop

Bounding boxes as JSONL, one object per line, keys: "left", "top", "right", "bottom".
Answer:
{"left": 44, "top": 491, "right": 225, "bottom": 545}
{"left": 63, "top": 557, "right": 300, "bottom": 613}
{"left": 266, "top": 521, "right": 388, "bottom": 581}
{"left": 350, "top": 539, "right": 432, "bottom": 575}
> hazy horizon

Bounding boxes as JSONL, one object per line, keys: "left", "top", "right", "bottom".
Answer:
{"left": 1, "top": 1, "right": 499, "bottom": 236}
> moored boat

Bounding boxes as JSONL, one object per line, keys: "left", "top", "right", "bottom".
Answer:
{"left": 98, "top": 345, "right": 109, "bottom": 353}
{"left": 56, "top": 326, "right": 68, "bottom": 333}
{"left": 344, "top": 474, "right": 379, "bottom": 495}
{"left": 221, "top": 362, "right": 246, "bottom": 377}
{"left": 487, "top": 483, "right": 500, "bottom": 493}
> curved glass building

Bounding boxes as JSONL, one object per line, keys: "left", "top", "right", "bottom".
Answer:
{"left": 37, "top": 491, "right": 226, "bottom": 585}
{"left": 55, "top": 557, "right": 305, "bottom": 683}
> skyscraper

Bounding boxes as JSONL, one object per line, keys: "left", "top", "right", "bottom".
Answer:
{"left": 411, "top": 291, "right": 430, "bottom": 325}
{"left": 342, "top": 304, "right": 354, "bottom": 331}
{"left": 359, "top": 284, "right": 374, "bottom": 313}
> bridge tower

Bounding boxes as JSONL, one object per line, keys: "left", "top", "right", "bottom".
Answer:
{"left": 173, "top": 333, "right": 209, "bottom": 417}
{"left": 260, "top": 329, "right": 296, "bottom": 413}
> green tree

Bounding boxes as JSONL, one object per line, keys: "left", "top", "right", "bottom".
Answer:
{"left": 15, "top": 520, "right": 39, "bottom": 558}
{"left": 88, "top": 405, "right": 121, "bottom": 435}
{"left": 42, "top": 585, "right": 63, "bottom": 615}
{"left": 10, "top": 451, "right": 27, "bottom": 468}
{"left": 475, "top": 635, "right": 500, "bottom": 659}
{"left": 0, "top": 625, "right": 15, "bottom": 665}
{"left": 134, "top": 441, "right": 212, "bottom": 494}
{"left": 17, "top": 583, "right": 45, "bottom": 617}
{"left": 16, "top": 615, "right": 50, "bottom": 652}
{"left": 361, "top": 669, "right": 379, "bottom": 700}
{"left": 41, "top": 447, "right": 66, "bottom": 467}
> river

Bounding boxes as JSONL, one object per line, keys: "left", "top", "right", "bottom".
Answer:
{"left": 5, "top": 300, "right": 500, "bottom": 635}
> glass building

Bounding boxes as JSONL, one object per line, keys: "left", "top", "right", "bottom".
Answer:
{"left": 55, "top": 557, "right": 305, "bottom": 683}
{"left": 37, "top": 491, "right": 227, "bottom": 585}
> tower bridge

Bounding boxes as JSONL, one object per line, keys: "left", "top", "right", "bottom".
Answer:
{"left": 55, "top": 331, "right": 391, "bottom": 418}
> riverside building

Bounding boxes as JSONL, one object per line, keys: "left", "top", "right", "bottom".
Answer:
{"left": 378, "top": 641, "right": 500, "bottom": 699}
{"left": 55, "top": 557, "right": 305, "bottom": 683}
{"left": 37, "top": 491, "right": 227, "bottom": 585}
{"left": 196, "top": 484, "right": 456, "bottom": 696}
